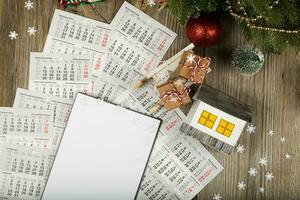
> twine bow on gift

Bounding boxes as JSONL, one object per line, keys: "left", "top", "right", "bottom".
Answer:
{"left": 160, "top": 82, "right": 190, "bottom": 106}
{"left": 184, "top": 57, "right": 211, "bottom": 83}
{"left": 148, "top": 81, "right": 190, "bottom": 113}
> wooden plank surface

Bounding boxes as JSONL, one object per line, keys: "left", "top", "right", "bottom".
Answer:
{"left": 0, "top": 0, "right": 299, "bottom": 199}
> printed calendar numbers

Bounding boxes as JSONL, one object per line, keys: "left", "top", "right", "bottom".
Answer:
{"left": 13, "top": 88, "right": 73, "bottom": 150}
{"left": 0, "top": 109, "right": 53, "bottom": 137}
{"left": 43, "top": 9, "right": 113, "bottom": 76}
{"left": 0, "top": 170, "right": 46, "bottom": 200}
{"left": 47, "top": 10, "right": 112, "bottom": 51}
{"left": 30, "top": 53, "right": 93, "bottom": 82}
{"left": 111, "top": 2, "right": 176, "bottom": 56}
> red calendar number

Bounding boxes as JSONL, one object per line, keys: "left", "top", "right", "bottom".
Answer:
{"left": 101, "top": 33, "right": 109, "bottom": 47}
{"left": 44, "top": 120, "right": 49, "bottom": 134}
{"left": 165, "top": 120, "right": 177, "bottom": 131}
{"left": 157, "top": 39, "right": 166, "bottom": 51}
{"left": 143, "top": 58, "right": 154, "bottom": 72}
{"left": 83, "top": 65, "right": 89, "bottom": 79}
{"left": 94, "top": 57, "right": 102, "bottom": 70}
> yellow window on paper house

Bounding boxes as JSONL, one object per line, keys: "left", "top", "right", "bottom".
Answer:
{"left": 198, "top": 110, "right": 217, "bottom": 129}
{"left": 216, "top": 119, "right": 235, "bottom": 137}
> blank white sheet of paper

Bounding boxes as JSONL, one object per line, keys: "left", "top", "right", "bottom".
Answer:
{"left": 42, "top": 93, "right": 161, "bottom": 200}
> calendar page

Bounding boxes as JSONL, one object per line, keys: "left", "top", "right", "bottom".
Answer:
{"left": 0, "top": 144, "right": 54, "bottom": 178}
{"left": 29, "top": 53, "right": 93, "bottom": 100}
{"left": 0, "top": 108, "right": 54, "bottom": 150}
{"left": 0, "top": 143, "right": 54, "bottom": 200}
{"left": 0, "top": 144, "right": 52, "bottom": 200}
{"left": 43, "top": 9, "right": 112, "bottom": 75}
{"left": 0, "top": 170, "right": 47, "bottom": 200}
{"left": 13, "top": 88, "right": 73, "bottom": 150}
{"left": 111, "top": 1, "right": 176, "bottom": 70}
{"left": 137, "top": 134, "right": 223, "bottom": 200}
{"left": 94, "top": 1, "right": 176, "bottom": 80}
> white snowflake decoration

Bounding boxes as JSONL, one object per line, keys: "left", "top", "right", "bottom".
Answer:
{"left": 8, "top": 31, "right": 18, "bottom": 40}
{"left": 267, "top": 129, "right": 275, "bottom": 136}
{"left": 236, "top": 144, "right": 245, "bottom": 153}
{"left": 187, "top": 54, "right": 195, "bottom": 63}
{"left": 258, "top": 157, "right": 268, "bottom": 166}
{"left": 212, "top": 193, "right": 222, "bottom": 200}
{"left": 248, "top": 168, "right": 258, "bottom": 177}
{"left": 27, "top": 27, "right": 37, "bottom": 36}
{"left": 285, "top": 153, "right": 291, "bottom": 160}
{"left": 259, "top": 187, "right": 265, "bottom": 193}
{"left": 25, "top": 0, "right": 34, "bottom": 10}
{"left": 280, "top": 137, "right": 286, "bottom": 143}
{"left": 265, "top": 171, "right": 274, "bottom": 181}
{"left": 246, "top": 124, "right": 256, "bottom": 134}
{"left": 237, "top": 181, "right": 246, "bottom": 190}
{"left": 147, "top": 0, "right": 156, "bottom": 7}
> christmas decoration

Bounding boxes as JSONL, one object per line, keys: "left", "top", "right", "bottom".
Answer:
{"left": 59, "top": 0, "right": 103, "bottom": 9}
{"left": 25, "top": 0, "right": 34, "bottom": 10}
{"left": 160, "top": 0, "right": 299, "bottom": 53}
{"left": 258, "top": 157, "right": 268, "bottom": 166}
{"left": 8, "top": 31, "right": 18, "bottom": 40}
{"left": 212, "top": 193, "right": 222, "bottom": 200}
{"left": 27, "top": 27, "right": 37, "bottom": 36}
{"left": 248, "top": 168, "right": 258, "bottom": 177}
{"left": 232, "top": 46, "right": 264, "bottom": 76}
{"left": 265, "top": 172, "right": 274, "bottom": 181}
{"left": 58, "top": 0, "right": 108, "bottom": 22}
{"left": 226, "top": 0, "right": 300, "bottom": 53}
{"left": 176, "top": 51, "right": 211, "bottom": 83}
{"left": 166, "top": 0, "right": 223, "bottom": 24}
{"left": 246, "top": 124, "right": 256, "bottom": 134}
{"left": 180, "top": 84, "right": 253, "bottom": 154}
{"left": 259, "top": 187, "right": 265, "bottom": 193}
{"left": 186, "top": 14, "right": 221, "bottom": 47}
{"left": 237, "top": 181, "right": 246, "bottom": 190}
{"left": 147, "top": 0, "right": 156, "bottom": 7}
{"left": 236, "top": 144, "right": 245, "bottom": 153}
{"left": 150, "top": 78, "right": 191, "bottom": 112}
{"left": 280, "top": 137, "right": 286, "bottom": 143}
{"left": 285, "top": 153, "right": 292, "bottom": 160}
{"left": 267, "top": 129, "right": 275, "bottom": 136}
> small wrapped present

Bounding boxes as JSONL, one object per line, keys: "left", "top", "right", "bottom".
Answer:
{"left": 176, "top": 51, "right": 211, "bottom": 84}
{"left": 149, "top": 78, "right": 191, "bottom": 112}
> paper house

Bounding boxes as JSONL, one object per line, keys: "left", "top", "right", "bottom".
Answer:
{"left": 180, "top": 85, "right": 254, "bottom": 154}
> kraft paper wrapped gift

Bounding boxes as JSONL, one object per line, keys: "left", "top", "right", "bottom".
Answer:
{"left": 176, "top": 51, "right": 212, "bottom": 84}
{"left": 156, "top": 78, "right": 191, "bottom": 110}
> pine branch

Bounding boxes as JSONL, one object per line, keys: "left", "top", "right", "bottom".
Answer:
{"left": 166, "top": 0, "right": 221, "bottom": 23}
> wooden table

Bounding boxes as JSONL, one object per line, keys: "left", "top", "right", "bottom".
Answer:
{"left": 0, "top": 0, "right": 299, "bottom": 199}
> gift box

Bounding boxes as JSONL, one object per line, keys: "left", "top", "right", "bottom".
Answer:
{"left": 176, "top": 51, "right": 211, "bottom": 84}
{"left": 156, "top": 78, "right": 191, "bottom": 111}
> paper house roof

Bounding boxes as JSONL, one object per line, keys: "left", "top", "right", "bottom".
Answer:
{"left": 193, "top": 85, "right": 253, "bottom": 123}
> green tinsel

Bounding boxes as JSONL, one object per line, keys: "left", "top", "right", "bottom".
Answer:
{"left": 232, "top": 46, "right": 264, "bottom": 76}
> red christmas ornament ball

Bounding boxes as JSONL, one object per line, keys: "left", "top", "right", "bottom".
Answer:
{"left": 186, "top": 14, "right": 221, "bottom": 48}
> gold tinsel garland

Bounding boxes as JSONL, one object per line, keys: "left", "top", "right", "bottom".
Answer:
{"left": 226, "top": 0, "right": 300, "bottom": 34}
